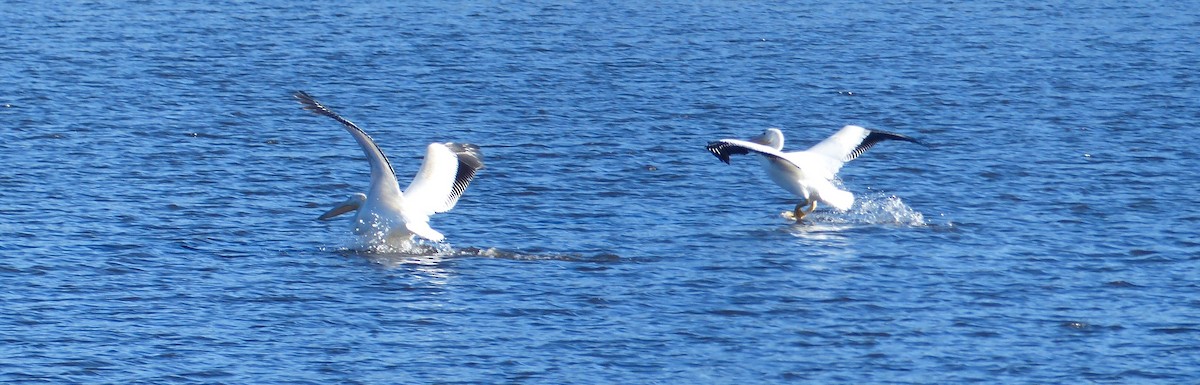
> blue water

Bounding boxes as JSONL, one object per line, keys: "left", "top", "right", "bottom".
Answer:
{"left": 3, "top": 1, "right": 1199, "bottom": 383}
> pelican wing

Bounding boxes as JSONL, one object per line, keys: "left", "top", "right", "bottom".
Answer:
{"left": 807, "top": 125, "right": 922, "bottom": 162}
{"left": 801, "top": 125, "right": 922, "bottom": 175}
{"left": 294, "top": 91, "right": 403, "bottom": 200}
{"left": 706, "top": 138, "right": 801, "bottom": 169}
{"left": 403, "top": 142, "right": 484, "bottom": 215}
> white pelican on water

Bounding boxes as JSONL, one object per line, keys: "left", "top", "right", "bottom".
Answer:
{"left": 295, "top": 91, "right": 483, "bottom": 244}
{"left": 706, "top": 125, "right": 921, "bottom": 222}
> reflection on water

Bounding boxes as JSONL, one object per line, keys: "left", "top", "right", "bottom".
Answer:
{"left": 332, "top": 245, "right": 454, "bottom": 282}
{"left": 329, "top": 241, "right": 630, "bottom": 275}
{"left": 364, "top": 253, "right": 452, "bottom": 282}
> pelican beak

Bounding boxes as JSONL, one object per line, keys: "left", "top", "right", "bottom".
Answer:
{"left": 318, "top": 202, "right": 357, "bottom": 220}
{"left": 318, "top": 196, "right": 363, "bottom": 220}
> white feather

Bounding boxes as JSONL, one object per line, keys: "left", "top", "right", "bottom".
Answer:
{"left": 707, "top": 125, "right": 919, "bottom": 215}
{"left": 296, "top": 91, "right": 483, "bottom": 245}
{"left": 403, "top": 143, "right": 463, "bottom": 216}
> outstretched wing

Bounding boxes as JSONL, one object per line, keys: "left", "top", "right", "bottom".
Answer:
{"left": 403, "top": 142, "right": 484, "bottom": 215}
{"left": 800, "top": 125, "right": 922, "bottom": 176}
{"left": 706, "top": 138, "right": 801, "bottom": 168}
{"left": 806, "top": 125, "right": 922, "bottom": 163}
{"left": 294, "top": 91, "right": 402, "bottom": 200}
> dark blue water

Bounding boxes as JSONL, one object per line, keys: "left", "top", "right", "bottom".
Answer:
{"left": 4, "top": 1, "right": 1199, "bottom": 383}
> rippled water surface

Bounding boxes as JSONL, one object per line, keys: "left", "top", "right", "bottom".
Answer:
{"left": 3, "top": 1, "right": 1199, "bottom": 383}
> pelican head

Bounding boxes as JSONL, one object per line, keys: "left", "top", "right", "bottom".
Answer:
{"left": 748, "top": 128, "right": 785, "bottom": 150}
{"left": 318, "top": 193, "right": 367, "bottom": 220}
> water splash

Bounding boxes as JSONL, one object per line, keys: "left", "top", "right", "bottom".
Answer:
{"left": 795, "top": 193, "right": 927, "bottom": 226}
{"left": 850, "top": 193, "right": 928, "bottom": 226}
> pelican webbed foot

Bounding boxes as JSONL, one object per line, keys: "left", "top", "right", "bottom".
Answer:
{"left": 783, "top": 200, "right": 818, "bottom": 223}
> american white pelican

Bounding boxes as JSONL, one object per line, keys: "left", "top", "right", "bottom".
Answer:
{"left": 295, "top": 91, "right": 483, "bottom": 243}
{"left": 706, "top": 125, "right": 920, "bottom": 221}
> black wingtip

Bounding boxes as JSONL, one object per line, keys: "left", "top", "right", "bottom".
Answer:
{"left": 293, "top": 90, "right": 329, "bottom": 114}
{"left": 443, "top": 142, "right": 484, "bottom": 208}
{"left": 293, "top": 90, "right": 317, "bottom": 106}
{"left": 843, "top": 130, "right": 927, "bottom": 162}
{"left": 705, "top": 141, "right": 734, "bottom": 164}
{"left": 445, "top": 142, "right": 485, "bottom": 171}
{"left": 292, "top": 91, "right": 362, "bottom": 131}
{"left": 873, "top": 130, "right": 922, "bottom": 145}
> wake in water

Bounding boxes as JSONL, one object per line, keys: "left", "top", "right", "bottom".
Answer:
{"left": 321, "top": 231, "right": 629, "bottom": 270}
